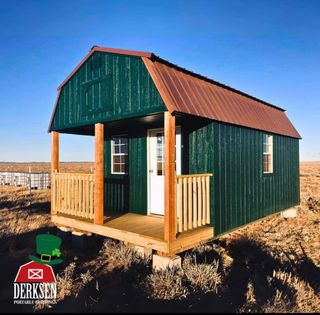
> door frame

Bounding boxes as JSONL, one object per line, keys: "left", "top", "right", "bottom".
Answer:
{"left": 147, "top": 126, "right": 181, "bottom": 216}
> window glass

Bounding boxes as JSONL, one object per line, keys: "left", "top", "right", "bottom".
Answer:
{"left": 263, "top": 134, "right": 273, "bottom": 173}
{"left": 156, "top": 133, "right": 164, "bottom": 175}
{"left": 111, "top": 136, "right": 128, "bottom": 174}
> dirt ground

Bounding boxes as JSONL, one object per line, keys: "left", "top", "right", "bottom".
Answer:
{"left": 0, "top": 162, "right": 319, "bottom": 313}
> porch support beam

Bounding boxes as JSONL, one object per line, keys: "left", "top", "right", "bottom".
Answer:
{"left": 51, "top": 131, "right": 59, "bottom": 216}
{"left": 94, "top": 123, "right": 104, "bottom": 225}
{"left": 51, "top": 131, "right": 59, "bottom": 173}
{"left": 164, "top": 112, "right": 176, "bottom": 242}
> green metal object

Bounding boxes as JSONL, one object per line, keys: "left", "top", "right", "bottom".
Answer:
{"left": 50, "top": 52, "right": 166, "bottom": 131}
{"left": 185, "top": 120, "right": 300, "bottom": 236}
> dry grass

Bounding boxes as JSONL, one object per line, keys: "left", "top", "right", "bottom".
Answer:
{"left": 145, "top": 251, "right": 221, "bottom": 300}
{"left": 34, "top": 261, "right": 94, "bottom": 311}
{"left": 268, "top": 270, "right": 320, "bottom": 313}
{"left": 0, "top": 186, "right": 51, "bottom": 241}
{"left": 182, "top": 254, "right": 221, "bottom": 293}
{"left": 56, "top": 262, "right": 93, "bottom": 300}
{"left": 146, "top": 268, "right": 188, "bottom": 300}
{"left": 0, "top": 161, "right": 319, "bottom": 312}
{"left": 98, "top": 239, "right": 150, "bottom": 272}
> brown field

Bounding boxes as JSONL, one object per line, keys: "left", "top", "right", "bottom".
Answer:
{"left": 0, "top": 162, "right": 319, "bottom": 313}
{"left": 0, "top": 162, "right": 94, "bottom": 173}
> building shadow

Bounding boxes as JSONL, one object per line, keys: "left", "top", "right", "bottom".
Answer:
{"left": 283, "top": 243, "right": 320, "bottom": 294}
{"left": 0, "top": 197, "right": 50, "bottom": 215}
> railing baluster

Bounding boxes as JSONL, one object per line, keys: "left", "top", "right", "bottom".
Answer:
{"left": 53, "top": 173, "right": 56, "bottom": 214}
{"left": 202, "top": 176, "right": 206, "bottom": 225}
{"left": 86, "top": 177, "right": 90, "bottom": 218}
{"left": 183, "top": 177, "right": 188, "bottom": 231}
{"left": 188, "top": 177, "right": 192, "bottom": 229}
{"left": 71, "top": 175, "right": 74, "bottom": 216}
{"left": 177, "top": 178, "right": 183, "bottom": 232}
{"left": 197, "top": 177, "right": 202, "bottom": 226}
{"left": 65, "top": 175, "right": 67, "bottom": 214}
{"left": 82, "top": 177, "right": 86, "bottom": 218}
{"left": 54, "top": 175, "right": 57, "bottom": 213}
{"left": 193, "top": 177, "right": 197, "bottom": 228}
{"left": 176, "top": 173, "right": 212, "bottom": 232}
{"left": 74, "top": 175, "right": 77, "bottom": 216}
{"left": 66, "top": 175, "right": 69, "bottom": 215}
{"left": 90, "top": 176, "right": 94, "bottom": 219}
{"left": 206, "top": 175, "right": 210, "bottom": 224}
{"left": 59, "top": 174, "right": 61, "bottom": 214}
{"left": 78, "top": 176, "right": 81, "bottom": 216}
{"left": 79, "top": 176, "right": 81, "bottom": 216}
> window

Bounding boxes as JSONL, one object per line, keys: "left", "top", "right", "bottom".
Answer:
{"left": 263, "top": 134, "right": 273, "bottom": 173}
{"left": 154, "top": 129, "right": 180, "bottom": 176}
{"left": 111, "top": 136, "right": 128, "bottom": 174}
{"left": 156, "top": 132, "right": 164, "bottom": 175}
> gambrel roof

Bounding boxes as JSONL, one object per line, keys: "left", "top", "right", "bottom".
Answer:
{"left": 49, "top": 46, "right": 301, "bottom": 139}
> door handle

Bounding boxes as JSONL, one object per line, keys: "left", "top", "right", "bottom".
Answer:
{"left": 149, "top": 169, "right": 154, "bottom": 173}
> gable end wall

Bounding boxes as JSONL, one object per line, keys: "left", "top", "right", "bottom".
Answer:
{"left": 50, "top": 52, "right": 166, "bottom": 131}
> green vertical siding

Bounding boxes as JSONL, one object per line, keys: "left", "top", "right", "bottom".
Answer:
{"left": 183, "top": 122, "right": 215, "bottom": 224}
{"left": 50, "top": 51, "right": 166, "bottom": 131}
{"left": 128, "top": 132, "right": 148, "bottom": 213}
{"left": 104, "top": 130, "right": 148, "bottom": 215}
{"left": 104, "top": 137, "right": 128, "bottom": 214}
{"left": 185, "top": 121, "right": 300, "bottom": 236}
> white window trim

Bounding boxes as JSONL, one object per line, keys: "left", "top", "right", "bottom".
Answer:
{"left": 111, "top": 135, "right": 128, "bottom": 175}
{"left": 263, "top": 134, "right": 273, "bottom": 174}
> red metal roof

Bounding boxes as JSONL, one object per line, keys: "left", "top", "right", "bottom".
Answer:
{"left": 143, "top": 57, "right": 301, "bottom": 139}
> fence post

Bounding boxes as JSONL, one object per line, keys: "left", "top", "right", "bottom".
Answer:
{"left": 27, "top": 167, "right": 32, "bottom": 205}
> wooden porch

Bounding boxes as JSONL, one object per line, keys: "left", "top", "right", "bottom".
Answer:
{"left": 52, "top": 212, "right": 214, "bottom": 254}
{"left": 50, "top": 112, "right": 214, "bottom": 255}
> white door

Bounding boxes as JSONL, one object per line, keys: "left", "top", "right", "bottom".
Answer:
{"left": 148, "top": 127, "right": 181, "bottom": 216}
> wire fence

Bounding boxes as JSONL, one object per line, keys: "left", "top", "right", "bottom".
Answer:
{"left": 0, "top": 171, "right": 51, "bottom": 190}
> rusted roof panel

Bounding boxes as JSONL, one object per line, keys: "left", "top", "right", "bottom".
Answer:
{"left": 149, "top": 58, "right": 301, "bottom": 139}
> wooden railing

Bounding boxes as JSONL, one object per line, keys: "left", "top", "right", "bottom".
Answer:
{"left": 176, "top": 173, "right": 213, "bottom": 233}
{"left": 52, "top": 172, "right": 95, "bottom": 219}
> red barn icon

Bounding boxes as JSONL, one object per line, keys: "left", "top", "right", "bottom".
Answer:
{"left": 14, "top": 261, "right": 56, "bottom": 283}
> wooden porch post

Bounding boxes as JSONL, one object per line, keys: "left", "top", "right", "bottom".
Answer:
{"left": 164, "top": 112, "right": 176, "bottom": 242}
{"left": 51, "top": 131, "right": 59, "bottom": 173}
{"left": 51, "top": 131, "right": 59, "bottom": 215}
{"left": 94, "top": 123, "right": 104, "bottom": 225}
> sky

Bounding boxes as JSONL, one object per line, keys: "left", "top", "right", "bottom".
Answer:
{"left": 0, "top": 0, "right": 319, "bottom": 162}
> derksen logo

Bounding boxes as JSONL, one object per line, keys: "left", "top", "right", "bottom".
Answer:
{"left": 14, "top": 261, "right": 57, "bottom": 305}
{"left": 13, "top": 233, "right": 63, "bottom": 305}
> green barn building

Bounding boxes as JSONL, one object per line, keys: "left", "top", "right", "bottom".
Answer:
{"left": 49, "top": 46, "right": 300, "bottom": 255}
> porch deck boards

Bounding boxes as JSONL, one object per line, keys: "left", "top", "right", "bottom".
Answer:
{"left": 104, "top": 213, "right": 164, "bottom": 240}
{"left": 52, "top": 212, "right": 214, "bottom": 254}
